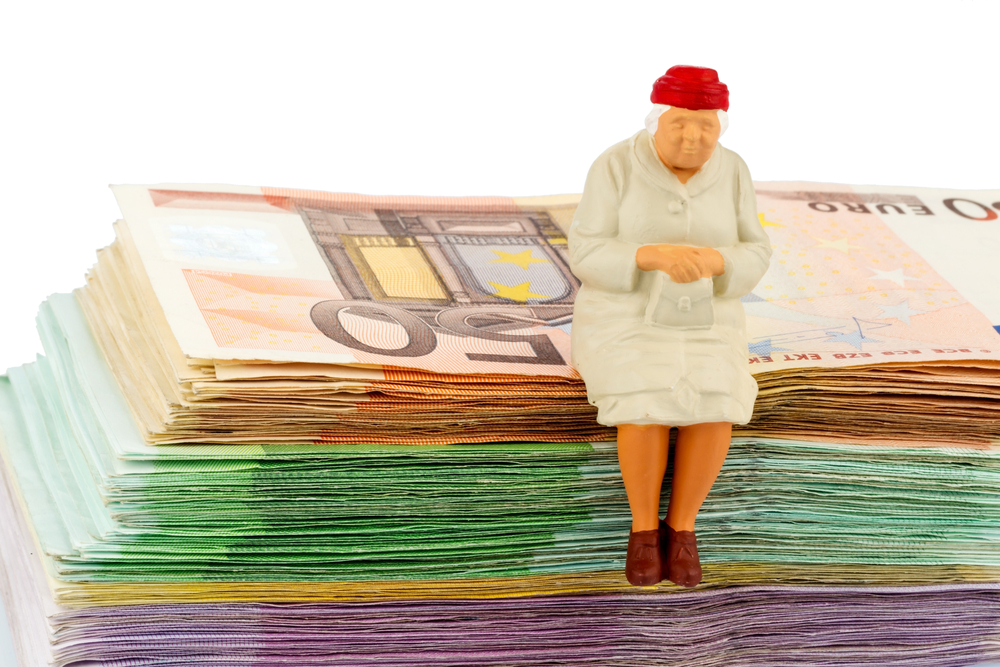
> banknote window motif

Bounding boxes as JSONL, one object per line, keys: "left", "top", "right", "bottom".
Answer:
{"left": 168, "top": 225, "right": 280, "bottom": 264}
{"left": 340, "top": 235, "right": 450, "bottom": 303}
{"left": 298, "top": 207, "right": 575, "bottom": 307}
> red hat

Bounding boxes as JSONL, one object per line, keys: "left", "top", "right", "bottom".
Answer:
{"left": 650, "top": 65, "right": 729, "bottom": 112}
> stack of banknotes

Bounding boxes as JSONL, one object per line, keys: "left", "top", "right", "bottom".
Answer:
{"left": 2, "top": 181, "right": 1000, "bottom": 666}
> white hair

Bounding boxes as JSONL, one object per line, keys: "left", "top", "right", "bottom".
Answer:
{"left": 645, "top": 104, "right": 729, "bottom": 137}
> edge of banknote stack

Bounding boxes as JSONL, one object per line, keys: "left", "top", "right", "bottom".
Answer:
{"left": 2, "top": 182, "right": 1000, "bottom": 666}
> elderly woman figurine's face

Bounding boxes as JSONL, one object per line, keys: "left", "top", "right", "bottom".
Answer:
{"left": 653, "top": 106, "right": 721, "bottom": 174}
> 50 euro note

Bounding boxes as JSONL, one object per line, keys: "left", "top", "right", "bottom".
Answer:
{"left": 109, "top": 183, "right": 1000, "bottom": 374}
{"left": 81, "top": 182, "right": 1000, "bottom": 446}
{"left": 109, "top": 186, "right": 582, "bottom": 376}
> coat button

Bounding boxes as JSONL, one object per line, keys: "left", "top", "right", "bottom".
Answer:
{"left": 667, "top": 201, "right": 683, "bottom": 214}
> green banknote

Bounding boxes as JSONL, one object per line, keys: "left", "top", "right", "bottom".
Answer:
{"left": 0, "top": 293, "right": 998, "bottom": 587}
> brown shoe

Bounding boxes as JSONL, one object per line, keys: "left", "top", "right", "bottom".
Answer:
{"left": 666, "top": 526, "right": 702, "bottom": 588}
{"left": 625, "top": 528, "right": 664, "bottom": 586}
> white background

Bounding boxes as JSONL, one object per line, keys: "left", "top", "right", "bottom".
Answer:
{"left": 0, "top": 3, "right": 999, "bottom": 662}
{"left": 1, "top": 2, "right": 999, "bottom": 372}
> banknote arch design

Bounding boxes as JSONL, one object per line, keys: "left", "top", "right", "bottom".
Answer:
{"left": 287, "top": 200, "right": 579, "bottom": 364}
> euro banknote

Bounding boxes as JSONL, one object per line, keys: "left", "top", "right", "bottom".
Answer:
{"left": 111, "top": 183, "right": 1000, "bottom": 374}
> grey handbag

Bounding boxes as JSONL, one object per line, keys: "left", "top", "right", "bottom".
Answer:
{"left": 644, "top": 274, "right": 715, "bottom": 329}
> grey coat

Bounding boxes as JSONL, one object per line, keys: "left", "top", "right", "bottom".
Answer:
{"left": 568, "top": 131, "right": 772, "bottom": 426}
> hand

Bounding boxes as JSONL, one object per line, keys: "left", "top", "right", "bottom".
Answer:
{"left": 635, "top": 244, "right": 725, "bottom": 283}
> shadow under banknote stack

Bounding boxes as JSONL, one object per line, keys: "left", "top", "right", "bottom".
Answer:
{"left": 2, "top": 183, "right": 1000, "bottom": 666}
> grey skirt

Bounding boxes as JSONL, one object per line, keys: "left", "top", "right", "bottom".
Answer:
{"left": 571, "top": 318, "right": 758, "bottom": 427}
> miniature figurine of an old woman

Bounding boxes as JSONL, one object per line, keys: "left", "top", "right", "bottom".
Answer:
{"left": 568, "top": 66, "right": 772, "bottom": 587}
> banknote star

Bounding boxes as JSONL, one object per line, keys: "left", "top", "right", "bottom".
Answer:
{"left": 875, "top": 300, "right": 922, "bottom": 325}
{"left": 810, "top": 236, "right": 864, "bottom": 254}
{"left": 489, "top": 249, "right": 550, "bottom": 270}
{"left": 488, "top": 281, "right": 548, "bottom": 303}
{"left": 868, "top": 268, "right": 922, "bottom": 287}
{"left": 748, "top": 338, "right": 790, "bottom": 356}
{"left": 758, "top": 212, "right": 784, "bottom": 228}
{"left": 824, "top": 329, "right": 878, "bottom": 350}
{"left": 824, "top": 318, "right": 890, "bottom": 350}
{"left": 764, "top": 327, "right": 845, "bottom": 345}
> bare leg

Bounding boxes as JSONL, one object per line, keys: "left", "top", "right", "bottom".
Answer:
{"left": 617, "top": 424, "right": 670, "bottom": 532}
{"left": 665, "top": 421, "right": 732, "bottom": 532}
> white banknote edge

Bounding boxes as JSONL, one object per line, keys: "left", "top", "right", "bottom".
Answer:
{"left": 0, "top": 423, "right": 60, "bottom": 666}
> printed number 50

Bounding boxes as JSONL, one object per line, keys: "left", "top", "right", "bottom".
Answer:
{"left": 310, "top": 301, "right": 566, "bottom": 366}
